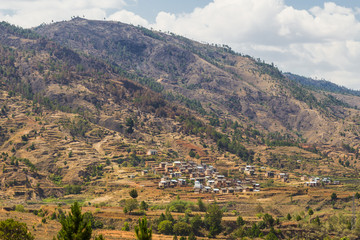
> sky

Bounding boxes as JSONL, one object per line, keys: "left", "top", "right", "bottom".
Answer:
{"left": 1, "top": 0, "right": 360, "bottom": 90}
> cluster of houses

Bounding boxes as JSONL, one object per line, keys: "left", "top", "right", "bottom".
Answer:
{"left": 150, "top": 161, "right": 261, "bottom": 194}
{"left": 241, "top": 165, "right": 290, "bottom": 183}
{"left": 302, "top": 176, "right": 340, "bottom": 187}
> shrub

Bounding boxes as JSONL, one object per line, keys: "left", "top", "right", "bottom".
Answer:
{"left": 15, "top": 204, "right": 25, "bottom": 213}
{"left": 173, "top": 222, "right": 192, "bottom": 236}
{"left": 157, "top": 220, "right": 173, "bottom": 235}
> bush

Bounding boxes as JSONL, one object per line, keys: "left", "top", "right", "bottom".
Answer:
{"left": 15, "top": 204, "right": 25, "bottom": 213}
{"left": 65, "top": 185, "right": 82, "bottom": 195}
{"left": 0, "top": 219, "right": 34, "bottom": 240}
{"left": 158, "top": 220, "right": 173, "bottom": 235}
{"left": 129, "top": 189, "right": 138, "bottom": 199}
{"left": 236, "top": 216, "right": 245, "bottom": 226}
{"left": 190, "top": 214, "right": 203, "bottom": 232}
{"left": 168, "top": 199, "right": 194, "bottom": 213}
{"left": 173, "top": 222, "right": 192, "bottom": 236}
{"left": 121, "top": 222, "right": 130, "bottom": 231}
{"left": 140, "top": 201, "right": 149, "bottom": 211}
{"left": 125, "top": 199, "right": 138, "bottom": 214}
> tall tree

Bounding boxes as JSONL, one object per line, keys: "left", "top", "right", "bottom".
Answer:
{"left": 55, "top": 202, "right": 92, "bottom": 240}
{"left": 129, "top": 189, "right": 138, "bottom": 199}
{"left": 204, "top": 203, "right": 223, "bottom": 237}
{"left": 0, "top": 219, "right": 34, "bottom": 240}
{"left": 197, "top": 198, "right": 206, "bottom": 212}
{"left": 135, "top": 217, "right": 152, "bottom": 240}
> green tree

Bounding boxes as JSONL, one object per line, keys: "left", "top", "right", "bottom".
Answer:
{"left": 129, "top": 189, "right": 138, "bottom": 199}
{"left": 173, "top": 222, "right": 191, "bottom": 236}
{"left": 135, "top": 217, "right": 152, "bottom": 240}
{"left": 165, "top": 209, "right": 175, "bottom": 223}
{"left": 204, "top": 203, "right": 223, "bottom": 237}
{"left": 312, "top": 216, "right": 321, "bottom": 226}
{"left": 188, "top": 232, "right": 196, "bottom": 240}
{"left": 126, "top": 118, "right": 134, "bottom": 134}
{"left": 122, "top": 222, "right": 130, "bottom": 231}
{"left": 189, "top": 150, "right": 196, "bottom": 158}
{"left": 286, "top": 213, "right": 291, "bottom": 221}
{"left": 265, "top": 232, "right": 279, "bottom": 240}
{"left": 55, "top": 202, "right": 92, "bottom": 240}
{"left": 140, "top": 201, "right": 149, "bottom": 211}
{"left": 125, "top": 199, "right": 138, "bottom": 214}
{"left": 236, "top": 216, "right": 245, "bottom": 226}
{"left": 308, "top": 208, "right": 314, "bottom": 223}
{"left": 197, "top": 198, "right": 206, "bottom": 212}
{"left": 263, "top": 213, "right": 275, "bottom": 227}
{"left": 157, "top": 220, "right": 173, "bottom": 235}
{"left": 83, "top": 212, "right": 103, "bottom": 229}
{"left": 0, "top": 219, "right": 34, "bottom": 240}
{"left": 190, "top": 214, "right": 203, "bottom": 233}
{"left": 331, "top": 193, "right": 337, "bottom": 201}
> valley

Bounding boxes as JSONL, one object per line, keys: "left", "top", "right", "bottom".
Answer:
{"left": 0, "top": 19, "right": 360, "bottom": 239}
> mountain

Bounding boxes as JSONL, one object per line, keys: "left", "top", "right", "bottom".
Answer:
{"left": 34, "top": 18, "right": 360, "bottom": 145}
{"left": 0, "top": 21, "right": 225, "bottom": 199}
{"left": 1, "top": 18, "right": 360, "bottom": 200}
{"left": 284, "top": 72, "right": 360, "bottom": 97}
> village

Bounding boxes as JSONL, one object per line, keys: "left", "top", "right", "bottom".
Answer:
{"left": 135, "top": 150, "right": 341, "bottom": 194}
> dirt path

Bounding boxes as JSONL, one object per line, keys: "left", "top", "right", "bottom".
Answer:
{"left": 93, "top": 137, "right": 107, "bottom": 155}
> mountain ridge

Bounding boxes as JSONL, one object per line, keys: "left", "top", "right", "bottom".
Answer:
{"left": 34, "top": 18, "right": 360, "bottom": 145}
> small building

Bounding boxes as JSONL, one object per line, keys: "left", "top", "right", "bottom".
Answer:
{"left": 196, "top": 166, "right": 205, "bottom": 173}
{"left": 234, "top": 186, "right": 243, "bottom": 193}
{"left": 244, "top": 166, "right": 255, "bottom": 175}
{"left": 159, "top": 162, "right": 167, "bottom": 168}
{"left": 141, "top": 170, "right": 148, "bottom": 176}
{"left": 147, "top": 149, "right": 158, "bottom": 156}
{"left": 178, "top": 179, "right": 186, "bottom": 186}
{"left": 227, "top": 187, "right": 234, "bottom": 194}
{"left": 173, "top": 161, "right": 182, "bottom": 167}
{"left": 207, "top": 180, "right": 215, "bottom": 187}
{"left": 220, "top": 188, "right": 227, "bottom": 194}
{"left": 304, "top": 181, "right": 320, "bottom": 187}
{"left": 194, "top": 181, "right": 203, "bottom": 189}
{"left": 278, "top": 173, "right": 289, "bottom": 179}
{"left": 301, "top": 175, "right": 308, "bottom": 181}
{"left": 165, "top": 165, "right": 174, "bottom": 173}
{"left": 265, "top": 171, "right": 274, "bottom": 178}
{"left": 213, "top": 188, "right": 220, "bottom": 194}
{"left": 322, "top": 178, "right": 331, "bottom": 184}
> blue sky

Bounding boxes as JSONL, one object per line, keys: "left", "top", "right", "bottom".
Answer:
{"left": 125, "top": 0, "right": 359, "bottom": 22}
{"left": 1, "top": 0, "right": 360, "bottom": 89}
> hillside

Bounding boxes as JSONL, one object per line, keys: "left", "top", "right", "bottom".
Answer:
{"left": 34, "top": 18, "right": 360, "bottom": 146}
{"left": 2, "top": 18, "right": 360, "bottom": 240}
{"left": 0, "top": 21, "right": 231, "bottom": 198}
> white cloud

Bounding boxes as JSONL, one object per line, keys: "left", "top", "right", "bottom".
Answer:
{"left": 150, "top": 0, "right": 360, "bottom": 89}
{"left": 0, "top": 0, "right": 127, "bottom": 27}
{"left": 108, "top": 10, "right": 149, "bottom": 27}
